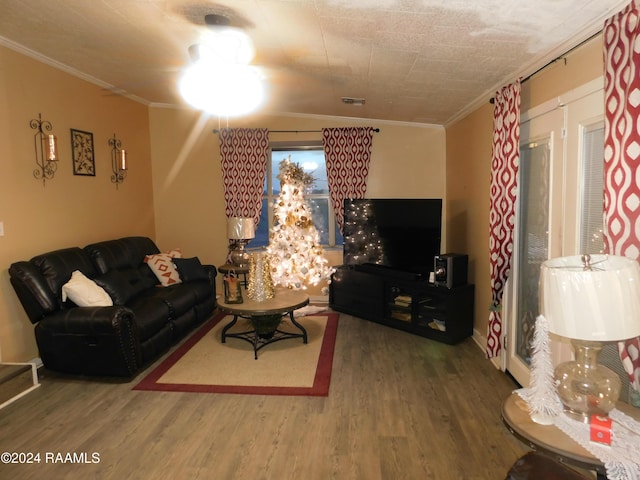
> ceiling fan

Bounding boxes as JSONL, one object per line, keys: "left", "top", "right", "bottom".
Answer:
{"left": 178, "top": 14, "right": 265, "bottom": 116}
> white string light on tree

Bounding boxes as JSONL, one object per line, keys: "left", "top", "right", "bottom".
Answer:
{"left": 343, "top": 199, "right": 384, "bottom": 265}
{"left": 267, "top": 157, "right": 334, "bottom": 289}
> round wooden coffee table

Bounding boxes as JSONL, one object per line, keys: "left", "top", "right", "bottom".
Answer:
{"left": 216, "top": 288, "right": 310, "bottom": 359}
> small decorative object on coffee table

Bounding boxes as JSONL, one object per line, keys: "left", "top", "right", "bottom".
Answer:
{"left": 222, "top": 271, "right": 243, "bottom": 304}
{"left": 247, "top": 252, "right": 275, "bottom": 301}
{"left": 217, "top": 288, "right": 309, "bottom": 359}
{"left": 218, "top": 263, "right": 249, "bottom": 288}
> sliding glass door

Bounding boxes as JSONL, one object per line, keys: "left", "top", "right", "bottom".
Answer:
{"left": 506, "top": 108, "right": 563, "bottom": 385}
{"left": 506, "top": 83, "right": 605, "bottom": 387}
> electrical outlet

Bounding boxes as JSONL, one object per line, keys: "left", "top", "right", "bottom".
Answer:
{"left": 0, "top": 221, "right": 4, "bottom": 236}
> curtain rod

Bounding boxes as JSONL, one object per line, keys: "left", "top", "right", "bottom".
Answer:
{"left": 489, "top": 29, "right": 603, "bottom": 104}
{"left": 213, "top": 128, "right": 380, "bottom": 134}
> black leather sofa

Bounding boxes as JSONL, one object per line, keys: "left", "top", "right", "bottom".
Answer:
{"left": 9, "top": 236, "right": 217, "bottom": 377}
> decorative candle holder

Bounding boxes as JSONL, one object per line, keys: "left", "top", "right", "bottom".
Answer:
{"left": 247, "top": 253, "right": 275, "bottom": 302}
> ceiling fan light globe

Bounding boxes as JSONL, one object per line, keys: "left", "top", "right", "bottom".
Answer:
{"left": 179, "top": 62, "right": 263, "bottom": 116}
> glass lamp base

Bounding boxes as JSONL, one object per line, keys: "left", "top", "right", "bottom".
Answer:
{"left": 229, "top": 243, "right": 250, "bottom": 268}
{"left": 555, "top": 340, "right": 621, "bottom": 422}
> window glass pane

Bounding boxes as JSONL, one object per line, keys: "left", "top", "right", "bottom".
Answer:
{"left": 335, "top": 218, "right": 343, "bottom": 245}
{"left": 580, "top": 123, "right": 605, "bottom": 254}
{"left": 516, "top": 139, "right": 551, "bottom": 366}
{"left": 253, "top": 198, "right": 270, "bottom": 247}
{"left": 308, "top": 198, "right": 329, "bottom": 245}
{"left": 272, "top": 149, "right": 328, "bottom": 193}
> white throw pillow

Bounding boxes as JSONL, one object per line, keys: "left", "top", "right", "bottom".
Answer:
{"left": 61, "top": 270, "right": 113, "bottom": 307}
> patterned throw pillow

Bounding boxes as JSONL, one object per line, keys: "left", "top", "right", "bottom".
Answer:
{"left": 144, "top": 248, "right": 183, "bottom": 287}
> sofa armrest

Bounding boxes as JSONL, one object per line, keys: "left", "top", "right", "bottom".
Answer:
{"left": 9, "top": 261, "right": 58, "bottom": 323}
{"left": 203, "top": 264, "right": 217, "bottom": 282}
{"left": 35, "top": 306, "right": 141, "bottom": 377}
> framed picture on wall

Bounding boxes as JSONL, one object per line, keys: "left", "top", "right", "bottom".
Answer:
{"left": 70, "top": 128, "right": 95, "bottom": 176}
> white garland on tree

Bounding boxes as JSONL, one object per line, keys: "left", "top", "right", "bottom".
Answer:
{"left": 267, "top": 158, "right": 334, "bottom": 289}
{"left": 521, "top": 314, "right": 563, "bottom": 425}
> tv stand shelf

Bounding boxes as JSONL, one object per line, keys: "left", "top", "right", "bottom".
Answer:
{"left": 330, "top": 265, "right": 474, "bottom": 344}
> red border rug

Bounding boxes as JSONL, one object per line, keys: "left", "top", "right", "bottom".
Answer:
{"left": 133, "top": 312, "right": 339, "bottom": 396}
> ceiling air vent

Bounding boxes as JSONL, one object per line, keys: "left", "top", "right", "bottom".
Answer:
{"left": 341, "top": 97, "right": 365, "bottom": 106}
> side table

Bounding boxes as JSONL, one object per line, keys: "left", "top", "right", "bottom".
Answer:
{"left": 217, "top": 263, "right": 249, "bottom": 288}
{"left": 501, "top": 392, "right": 640, "bottom": 479}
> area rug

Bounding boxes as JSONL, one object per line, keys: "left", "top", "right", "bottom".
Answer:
{"left": 133, "top": 311, "right": 339, "bottom": 396}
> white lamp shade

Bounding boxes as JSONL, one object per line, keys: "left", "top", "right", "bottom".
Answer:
{"left": 539, "top": 254, "right": 640, "bottom": 341}
{"left": 227, "top": 217, "right": 255, "bottom": 240}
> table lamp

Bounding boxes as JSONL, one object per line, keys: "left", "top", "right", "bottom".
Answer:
{"left": 539, "top": 254, "right": 640, "bottom": 421}
{"left": 227, "top": 217, "right": 255, "bottom": 268}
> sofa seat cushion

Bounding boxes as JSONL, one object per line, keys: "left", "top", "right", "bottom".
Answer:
{"left": 184, "top": 280, "right": 214, "bottom": 303}
{"left": 144, "top": 284, "right": 198, "bottom": 318}
{"left": 126, "top": 296, "right": 171, "bottom": 341}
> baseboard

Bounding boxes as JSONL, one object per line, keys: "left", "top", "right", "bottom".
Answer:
{"left": 30, "top": 357, "right": 43, "bottom": 369}
{"left": 472, "top": 328, "right": 504, "bottom": 369}
{"left": 472, "top": 328, "right": 485, "bottom": 352}
{"left": 0, "top": 361, "right": 41, "bottom": 410}
{"left": 310, "top": 295, "right": 329, "bottom": 305}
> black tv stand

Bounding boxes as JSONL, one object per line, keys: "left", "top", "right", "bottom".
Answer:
{"left": 330, "top": 264, "right": 474, "bottom": 344}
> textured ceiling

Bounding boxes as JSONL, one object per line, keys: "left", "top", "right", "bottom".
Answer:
{"left": 0, "top": 0, "right": 628, "bottom": 125}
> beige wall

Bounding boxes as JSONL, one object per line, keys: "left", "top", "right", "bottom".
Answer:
{"left": 0, "top": 45, "right": 155, "bottom": 362}
{"left": 445, "top": 34, "right": 604, "bottom": 343}
{"left": 149, "top": 110, "right": 447, "bottom": 296}
{"left": 445, "top": 103, "right": 494, "bottom": 338}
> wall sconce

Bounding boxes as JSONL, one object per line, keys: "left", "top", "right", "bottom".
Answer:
{"left": 29, "top": 113, "right": 58, "bottom": 186}
{"left": 108, "top": 133, "right": 127, "bottom": 189}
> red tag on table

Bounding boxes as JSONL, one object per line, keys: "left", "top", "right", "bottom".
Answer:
{"left": 590, "top": 414, "right": 612, "bottom": 445}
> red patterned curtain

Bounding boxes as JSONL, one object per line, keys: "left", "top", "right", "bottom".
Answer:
{"left": 322, "top": 127, "right": 375, "bottom": 232}
{"left": 603, "top": 1, "right": 640, "bottom": 391}
{"left": 219, "top": 128, "right": 270, "bottom": 224}
{"left": 487, "top": 81, "right": 521, "bottom": 359}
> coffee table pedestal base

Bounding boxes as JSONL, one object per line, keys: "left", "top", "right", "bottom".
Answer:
{"left": 221, "top": 311, "right": 308, "bottom": 359}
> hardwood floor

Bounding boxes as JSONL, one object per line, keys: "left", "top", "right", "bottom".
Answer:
{"left": 0, "top": 312, "right": 528, "bottom": 479}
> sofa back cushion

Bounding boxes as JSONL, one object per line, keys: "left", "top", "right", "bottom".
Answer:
{"left": 32, "top": 247, "right": 97, "bottom": 301}
{"left": 94, "top": 268, "right": 156, "bottom": 305}
{"left": 85, "top": 236, "right": 160, "bottom": 274}
{"left": 9, "top": 247, "right": 97, "bottom": 323}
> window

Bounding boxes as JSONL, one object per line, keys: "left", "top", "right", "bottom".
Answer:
{"left": 252, "top": 142, "right": 343, "bottom": 248}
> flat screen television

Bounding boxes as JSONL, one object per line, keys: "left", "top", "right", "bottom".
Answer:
{"left": 342, "top": 198, "right": 442, "bottom": 276}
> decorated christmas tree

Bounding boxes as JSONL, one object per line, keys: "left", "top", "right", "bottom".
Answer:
{"left": 267, "top": 158, "right": 334, "bottom": 289}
